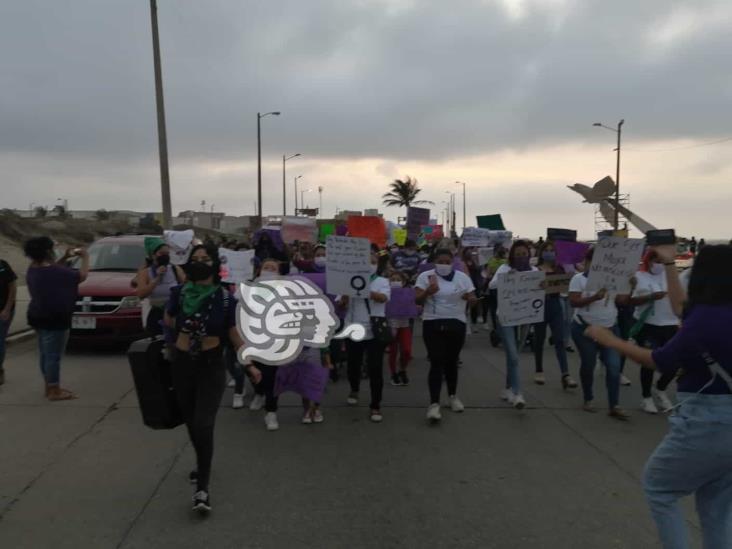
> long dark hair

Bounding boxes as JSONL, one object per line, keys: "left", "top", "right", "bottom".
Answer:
{"left": 508, "top": 240, "right": 531, "bottom": 269}
{"left": 185, "top": 244, "right": 221, "bottom": 284}
{"left": 687, "top": 245, "right": 732, "bottom": 308}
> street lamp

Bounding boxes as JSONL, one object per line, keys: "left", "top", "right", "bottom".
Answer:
{"left": 257, "top": 111, "right": 281, "bottom": 227}
{"left": 294, "top": 175, "right": 303, "bottom": 215}
{"left": 282, "top": 153, "right": 301, "bottom": 216}
{"left": 318, "top": 186, "right": 323, "bottom": 218}
{"left": 593, "top": 119, "right": 625, "bottom": 230}
{"left": 444, "top": 191, "right": 456, "bottom": 236}
{"left": 455, "top": 181, "right": 466, "bottom": 232}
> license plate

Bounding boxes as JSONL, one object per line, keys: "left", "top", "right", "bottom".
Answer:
{"left": 72, "top": 316, "right": 97, "bottom": 330}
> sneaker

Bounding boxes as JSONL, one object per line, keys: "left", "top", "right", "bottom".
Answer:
{"left": 609, "top": 407, "right": 631, "bottom": 421}
{"left": 232, "top": 393, "right": 245, "bottom": 409}
{"left": 426, "top": 403, "right": 442, "bottom": 422}
{"left": 347, "top": 393, "right": 359, "bottom": 406}
{"left": 500, "top": 388, "right": 513, "bottom": 402}
{"left": 390, "top": 374, "right": 402, "bottom": 386}
{"left": 399, "top": 371, "right": 410, "bottom": 386}
{"left": 370, "top": 409, "right": 383, "bottom": 423}
{"left": 264, "top": 412, "right": 279, "bottom": 431}
{"left": 227, "top": 378, "right": 235, "bottom": 388}
{"left": 192, "top": 490, "right": 211, "bottom": 514}
{"left": 449, "top": 395, "right": 465, "bottom": 413}
{"left": 313, "top": 410, "right": 324, "bottom": 424}
{"left": 641, "top": 398, "right": 658, "bottom": 414}
{"left": 620, "top": 374, "right": 632, "bottom": 387}
{"left": 513, "top": 394, "right": 526, "bottom": 410}
{"left": 188, "top": 471, "right": 198, "bottom": 485}
{"left": 301, "top": 411, "right": 313, "bottom": 425}
{"left": 249, "top": 394, "right": 265, "bottom": 411}
{"left": 654, "top": 389, "right": 675, "bottom": 412}
{"left": 534, "top": 373, "right": 546, "bottom": 385}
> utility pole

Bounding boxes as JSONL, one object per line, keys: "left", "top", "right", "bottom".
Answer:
{"left": 593, "top": 119, "right": 625, "bottom": 231}
{"left": 149, "top": 0, "right": 172, "bottom": 229}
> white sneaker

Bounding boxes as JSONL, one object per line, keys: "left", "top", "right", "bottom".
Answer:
{"left": 449, "top": 395, "right": 465, "bottom": 413}
{"left": 641, "top": 397, "right": 658, "bottom": 414}
{"left": 500, "top": 388, "right": 513, "bottom": 402}
{"left": 513, "top": 394, "right": 526, "bottom": 410}
{"left": 346, "top": 393, "right": 359, "bottom": 406}
{"left": 654, "top": 389, "right": 675, "bottom": 412}
{"left": 301, "top": 412, "right": 313, "bottom": 425}
{"left": 264, "top": 412, "right": 279, "bottom": 431}
{"left": 620, "top": 374, "right": 632, "bottom": 387}
{"left": 426, "top": 403, "right": 442, "bottom": 422}
{"left": 370, "top": 410, "right": 383, "bottom": 423}
{"left": 249, "top": 394, "right": 265, "bottom": 411}
{"left": 227, "top": 378, "right": 235, "bottom": 388}
{"left": 232, "top": 393, "right": 245, "bottom": 409}
{"left": 313, "top": 410, "right": 324, "bottom": 424}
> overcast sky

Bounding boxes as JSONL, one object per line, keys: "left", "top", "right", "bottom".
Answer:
{"left": 2, "top": 0, "right": 731, "bottom": 238}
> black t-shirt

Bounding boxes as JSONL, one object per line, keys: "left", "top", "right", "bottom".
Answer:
{"left": 0, "top": 260, "right": 18, "bottom": 311}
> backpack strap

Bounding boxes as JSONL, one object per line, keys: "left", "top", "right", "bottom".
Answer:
{"left": 703, "top": 353, "right": 732, "bottom": 391}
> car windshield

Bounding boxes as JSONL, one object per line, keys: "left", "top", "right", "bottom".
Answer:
{"left": 86, "top": 242, "right": 146, "bottom": 272}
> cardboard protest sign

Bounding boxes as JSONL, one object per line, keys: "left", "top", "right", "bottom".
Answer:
{"left": 478, "top": 247, "right": 494, "bottom": 266}
{"left": 406, "top": 207, "right": 430, "bottom": 239}
{"left": 547, "top": 228, "right": 577, "bottom": 242}
{"left": 319, "top": 223, "right": 335, "bottom": 242}
{"left": 392, "top": 228, "right": 407, "bottom": 246}
{"left": 385, "top": 287, "right": 418, "bottom": 319}
{"left": 497, "top": 271, "right": 546, "bottom": 327}
{"left": 545, "top": 273, "right": 573, "bottom": 295}
{"left": 586, "top": 237, "right": 645, "bottom": 294}
{"left": 555, "top": 240, "right": 590, "bottom": 267}
{"left": 462, "top": 228, "right": 512, "bottom": 248}
{"left": 164, "top": 229, "right": 194, "bottom": 265}
{"left": 325, "top": 236, "right": 372, "bottom": 296}
{"left": 218, "top": 248, "right": 254, "bottom": 284}
{"left": 281, "top": 216, "right": 318, "bottom": 244}
{"left": 347, "top": 215, "right": 387, "bottom": 248}
{"left": 477, "top": 214, "right": 505, "bottom": 230}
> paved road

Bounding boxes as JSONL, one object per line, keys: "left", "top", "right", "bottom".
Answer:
{"left": 0, "top": 325, "right": 701, "bottom": 548}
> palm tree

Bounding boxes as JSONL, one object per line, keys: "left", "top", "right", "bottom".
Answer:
{"left": 381, "top": 177, "right": 434, "bottom": 209}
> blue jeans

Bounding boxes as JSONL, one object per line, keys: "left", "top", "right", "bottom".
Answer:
{"left": 571, "top": 321, "right": 621, "bottom": 408}
{"left": 499, "top": 324, "right": 521, "bottom": 393}
{"left": 643, "top": 393, "right": 732, "bottom": 549}
{"left": 533, "top": 296, "right": 569, "bottom": 375}
{"left": 560, "top": 296, "right": 573, "bottom": 346}
{"left": 37, "top": 329, "right": 69, "bottom": 386}
{"left": 0, "top": 311, "right": 12, "bottom": 371}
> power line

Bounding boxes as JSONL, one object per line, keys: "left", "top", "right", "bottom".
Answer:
{"left": 622, "top": 136, "right": 732, "bottom": 152}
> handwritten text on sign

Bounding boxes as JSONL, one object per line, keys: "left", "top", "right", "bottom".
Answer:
{"left": 497, "top": 271, "right": 546, "bottom": 327}
{"left": 586, "top": 237, "right": 644, "bottom": 294}
{"left": 325, "top": 236, "right": 372, "bottom": 296}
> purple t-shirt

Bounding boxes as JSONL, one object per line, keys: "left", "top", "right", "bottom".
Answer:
{"left": 26, "top": 265, "right": 81, "bottom": 330}
{"left": 652, "top": 304, "right": 732, "bottom": 395}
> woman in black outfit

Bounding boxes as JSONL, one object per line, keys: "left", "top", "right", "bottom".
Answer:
{"left": 165, "top": 244, "right": 261, "bottom": 514}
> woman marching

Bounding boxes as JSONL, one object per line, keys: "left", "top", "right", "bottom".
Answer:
{"left": 135, "top": 237, "right": 185, "bottom": 335}
{"left": 532, "top": 241, "right": 578, "bottom": 390}
{"left": 415, "top": 248, "right": 477, "bottom": 422}
{"left": 164, "top": 244, "right": 261, "bottom": 514}
{"left": 585, "top": 244, "right": 732, "bottom": 549}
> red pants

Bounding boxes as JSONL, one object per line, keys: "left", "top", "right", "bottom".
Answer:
{"left": 388, "top": 327, "right": 413, "bottom": 374}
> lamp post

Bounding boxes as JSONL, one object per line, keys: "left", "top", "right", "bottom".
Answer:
{"left": 294, "top": 175, "right": 303, "bottom": 215}
{"left": 318, "top": 186, "right": 323, "bottom": 218}
{"left": 257, "top": 111, "right": 281, "bottom": 227}
{"left": 455, "top": 181, "right": 466, "bottom": 232}
{"left": 593, "top": 119, "right": 625, "bottom": 230}
{"left": 282, "top": 153, "right": 301, "bottom": 216}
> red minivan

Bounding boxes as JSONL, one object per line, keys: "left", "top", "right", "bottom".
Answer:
{"left": 70, "top": 235, "right": 153, "bottom": 343}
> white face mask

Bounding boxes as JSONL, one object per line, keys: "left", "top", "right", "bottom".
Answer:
{"left": 435, "top": 264, "right": 453, "bottom": 277}
{"left": 314, "top": 257, "right": 327, "bottom": 267}
{"left": 650, "top": 263, "right": 665, "bottom": 276}
{"left": 390, "top": 280, "right": 403, "bottom": 288}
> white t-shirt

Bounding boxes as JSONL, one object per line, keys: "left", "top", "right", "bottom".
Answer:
{"left": 344, "top": 276, "right": 391, "bottom": 340}
{"left": 415, "top": 269, "right": 475, "bottom": 323}
{"left": 569, "top": 273, "right": 618, "bottom": 328}
{"left": 632, "top": 270, "right": 680, "bottom": 327}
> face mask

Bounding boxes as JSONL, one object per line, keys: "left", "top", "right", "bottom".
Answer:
{"left": 650, "top": 263, "right": 665, "bottom": 276}
{"left": 186, "top": 261, "right": 214, "bottom": 282}
{"left": 156, "top": 254, "right": 171, "bottom": 266}
{"left": 259, "top": 270, "right": 278, "bottom": 280}
{"left": 390, "top": 280, "right": 403, "bottom": 288}
{"left": 435, "top": 264, "right": 453, "bottom": 277}
{"left": 314, "top": 257, "right": 327, "bottom": 268}
{"left": 541, "top": 251, "right": 556, "bottom": 264}
{"left": 514, "top": 256, "right": 531, "bottom": 271}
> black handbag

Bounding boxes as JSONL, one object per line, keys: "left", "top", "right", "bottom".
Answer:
{"left": 365, "top": 298, "right": 394, "bottom": 345}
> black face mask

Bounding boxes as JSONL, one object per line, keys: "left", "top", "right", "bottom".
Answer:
{"left": 186, "top": 261, "right": 214, "bottom": 282}
{"left": 156, "top": 254, "right": 171, "bottom": 266}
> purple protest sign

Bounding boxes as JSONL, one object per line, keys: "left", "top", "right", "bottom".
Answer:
{"left": 555, "top": 240, "right": 590, "bottom": 266}
{"left": 336, "top": 225, "right": 348, "bottom": 236}
{"left": 253, "top": 227, "right": 284, "bottom": 251}
{"left": 385, "top": 287, "right": 418, "bottom": 319}
{"left": 274, "top": 348, "right": 330, "bottom": 402}
{"left": 406, "top": 207, "right": 430, "bottom": 240}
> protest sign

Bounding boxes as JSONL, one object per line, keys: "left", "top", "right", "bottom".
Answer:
{"left": 497, "top": 271, "right": 546, "bottom": 327}
{"left": 254, "top": 226, "right": 285, "bottom": 251}
{"left": 319, "top": 223, "right": 335, "bottom": 242}
{"left": 586, "top": 237, "right": 645, "bottom": 294}
{"left": 477, "top": 247, "right": 494, "bottom": 266}
{"left": 406, "top": 207, "right": 430, "bottom": 239}
{"left": 547, "top": 228, "right": 577, "bottom": 242}
{"left": 385, "top": 287, "right": 419, "bottom": 319}
{"left": 325, "top": 236, "right": 372, "bottom": 296}
{"left": 336, "top": 225, "right": 348, "bottom": 236}
{"left": 422, "top": 224, "right": 443, "bottom": 240}
{"left": 554, "top": 240, "right": 590, "bottom": 267}
{"left": 218, "top": 248, "right": 254, "bottom": 284}
{"left": 461, "top": 228, "right": 513, "bottom": 248}
{"left": 545, "top": 273, "right": 573, "bottom": 295}
{"left": 281, "top": 216, "right": 318, "bottom": 244}
{"left": 164, "top": 229, "right": 194, "bottom": 265}
{"left": 348, "top": 215, "right": 387, "bottom": 248}
{"left": 477, "top": 214, "right": 505, "bottom": 230}
{"left": 392, "top": 228, "right": 407, "bottom": 246}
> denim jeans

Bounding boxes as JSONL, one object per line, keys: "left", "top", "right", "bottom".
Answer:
{"left": 571, "top": 321, "right": 621, "bottom": 408}
{"left": 643, "top": 393, "right": 732, "bottom": 549}
{"left": 533, "top": 296, "right": 569, "bottom": 375}
{"left": 560, "top": 296, "right": 573, "bottom": 346}
{"left": 499, "top": 324, "right": 521, "bottom": 393}
{"left": 0, "top": 311, "right": 13, "bottom": 371}
{"left": 37, "top": 329, "right": 69, "bottom": 386}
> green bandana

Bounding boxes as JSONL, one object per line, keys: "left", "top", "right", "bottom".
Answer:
{"left": 144, "top": 237, "right": 166, "bottom": 257}
{"left": 181, "top": 282, "right": 219, "bottom": 317}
